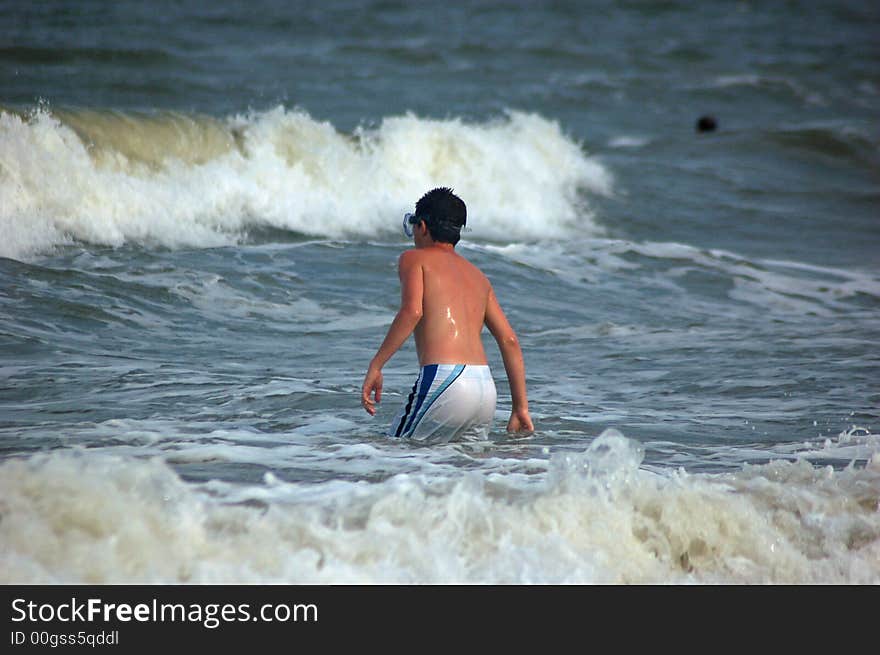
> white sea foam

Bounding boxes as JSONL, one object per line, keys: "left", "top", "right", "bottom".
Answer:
{"left": 1, "top": 432, "right": 877, "bottom": 584}
{"left": 469, "top": 238, "right": 880, "bottom": 317}
{"left": 0, "top": 107, "right": 613, "bottom": 261}
{"left": 608, "top": 135, "right": 650, "bottom": 149}
{"left": 637, "top": 240, "right": 880, "bottom": 313}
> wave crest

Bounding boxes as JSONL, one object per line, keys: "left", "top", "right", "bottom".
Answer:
{"left": 0, "top": 106, "right": 613, "bottom": 260}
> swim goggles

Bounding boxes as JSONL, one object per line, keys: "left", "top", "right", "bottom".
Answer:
{"left": 402, "top": 212, "right": 470, "bottom": 237}
{"left": 402, "top": 212, "right": 420, "bottom": 237}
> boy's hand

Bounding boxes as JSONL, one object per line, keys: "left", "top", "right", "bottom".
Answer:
{"left": 506, "top": 408, "right": 534, "bottom": 435}
{"left": 361, "top": 366, "right": 383, "bottom": 416}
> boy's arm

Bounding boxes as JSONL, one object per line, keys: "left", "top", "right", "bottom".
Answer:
{"left": 484, "top": 285, "right": 534, "bottom": 434}
{"left": 361, "top": 250, "right": 424, "bottom": 416}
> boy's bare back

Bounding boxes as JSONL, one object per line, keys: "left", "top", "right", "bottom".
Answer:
{"left": 402, "top": 246, "right": 490, "bottom": 366}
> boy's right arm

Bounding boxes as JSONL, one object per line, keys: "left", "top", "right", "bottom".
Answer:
{"left": 484, "top": 285, "right": 534, "bottom": 435}
{"left": 362, "top": 250, "right": 424, "bottom": 416}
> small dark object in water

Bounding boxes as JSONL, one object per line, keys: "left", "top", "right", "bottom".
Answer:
{"left": 696, "top": 115, "right": 717, "bottom": 133}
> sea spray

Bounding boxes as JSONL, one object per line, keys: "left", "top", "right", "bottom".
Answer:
{"left": 0, "top": 106, "right": 613, "bottom": 260}
{"left": 1, "top": 433, "right": 876, "bottom": 584}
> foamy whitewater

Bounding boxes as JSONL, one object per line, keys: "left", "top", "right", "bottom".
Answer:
{"left": 0, "top": 107, "right": 610, "bottom": 259}
{"left": 2, "top": 432, "right": 879, "bottom": 584}
{"left": 1, "top": 0, "right": 878, "bottom": 584}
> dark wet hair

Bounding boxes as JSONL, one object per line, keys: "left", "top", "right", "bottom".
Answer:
{"left": 414, "top": 187, "right": 467, "bottom": 246}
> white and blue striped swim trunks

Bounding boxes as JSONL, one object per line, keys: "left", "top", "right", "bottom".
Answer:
{"left": 389, "top": 364, "right": 497, "bottom": 443}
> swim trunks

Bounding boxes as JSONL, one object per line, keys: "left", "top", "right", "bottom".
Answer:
{"left": 389, "top": 364, "right": 497, "bottom": 443}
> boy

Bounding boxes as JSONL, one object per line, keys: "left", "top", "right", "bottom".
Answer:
{"left": 361, "top": 187, "right": 533, "bottom": 442}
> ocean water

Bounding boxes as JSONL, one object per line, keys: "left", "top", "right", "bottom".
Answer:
{"left": 1, "top": 0, "right": 879, "bottom": 584}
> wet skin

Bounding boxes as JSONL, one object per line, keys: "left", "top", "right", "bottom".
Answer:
{"left": 361, "top": 220, "right": 534, "bottom": 434}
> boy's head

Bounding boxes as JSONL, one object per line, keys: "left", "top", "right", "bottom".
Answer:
{"left": 414, "top": 187, "right": 467, "bottom": 246}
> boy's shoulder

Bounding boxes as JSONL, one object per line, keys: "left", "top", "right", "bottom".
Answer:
{"left": 398, "top": 246, "right": 452, "bottom": 264}
{"left": 398, "top": 248, "right": 426, "bottom": 267}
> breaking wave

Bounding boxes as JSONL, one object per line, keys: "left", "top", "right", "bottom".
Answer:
{"left": 0, "top": 106, "right": 613, "bottom": 260}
